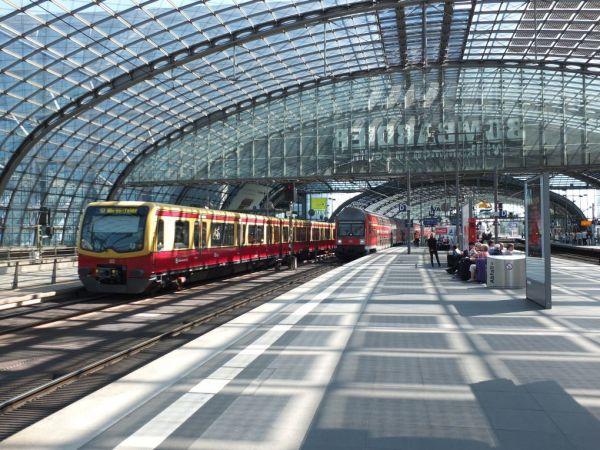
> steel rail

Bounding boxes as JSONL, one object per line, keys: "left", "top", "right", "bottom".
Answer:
{"left": 0, "top": 294, "right": 122, "bottom": 335}
{"left": 0, "top": 262, "right": 336, "bottom": 415}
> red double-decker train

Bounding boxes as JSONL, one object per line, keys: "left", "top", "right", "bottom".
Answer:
{"left": 335, "top": 207, "right": 396, "bottom": 259}
{"left": 77, "top": 201, "right": 335, "bottom": 294}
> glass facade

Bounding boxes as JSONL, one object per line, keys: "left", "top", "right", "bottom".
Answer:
{"left": 126, "top": 67, "right": 600, "bottom": 184}
{"left": 0, "top": 1, "right": 598, "bottom": 245}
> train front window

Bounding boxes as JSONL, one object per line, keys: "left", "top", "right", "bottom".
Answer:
{"left": 80, "top": 206, "right": 148, "bottom": 253}
{"left": 338, "top": 222, "right": 364, "bottom": 237}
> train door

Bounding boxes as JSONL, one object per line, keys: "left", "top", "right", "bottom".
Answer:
{"left": 193, "top": 219, "right": 202, "bottom": 265}
{"left": 274, "top": 220, "right": 282, "bottom": 258}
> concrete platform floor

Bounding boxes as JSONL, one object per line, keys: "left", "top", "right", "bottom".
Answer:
{"left": 2, "top": 247, "right": 600, "bottom": 450}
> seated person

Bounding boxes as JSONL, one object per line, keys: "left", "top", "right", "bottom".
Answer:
{"left": 489, "top": 244, "right": 502, "bottom": 255}
{"left": 446, "top": 245, "right": 462, "bottom": 274}
{"left": 455, "top": 250, "right": 472, "bottom": 280}
{"left": 505, "top": 243, "right": 515, "bottom": 255}
{"left": 469, "top": 244, "right": 489, "bottom": 281}
{"left": 497, "top": 243, "right": 504, "bottom": 254}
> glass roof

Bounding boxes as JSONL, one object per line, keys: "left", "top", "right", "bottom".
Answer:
{"left": 0, "top": 0, "right": 599, "bottom": 245}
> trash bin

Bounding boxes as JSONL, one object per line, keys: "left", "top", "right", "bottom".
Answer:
{"left": 487, "top": 255, "right": 526, "bottom": 289}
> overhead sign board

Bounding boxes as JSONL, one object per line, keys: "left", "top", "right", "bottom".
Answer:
{"left": 398, "top": 203, "right": 407, "bottom": 213}
{"left": 423, "top": 218, "right": 438, "bottom": 227}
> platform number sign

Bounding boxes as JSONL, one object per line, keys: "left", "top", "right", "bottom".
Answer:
{"left": 398, "top": 203, "right": 408, "bottom": 213}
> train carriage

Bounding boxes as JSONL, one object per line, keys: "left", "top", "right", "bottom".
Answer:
{"left": 77, "top": 201, "right": 335, "bottom": 294}
{"left": 335, "top": 207, "right": 393, "bottom": 260}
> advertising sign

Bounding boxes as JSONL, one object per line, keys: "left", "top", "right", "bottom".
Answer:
{"left": 310, "top": 197, "right": 327, "bottom": 211}
{"left": 525, "top": 174, "right": 551, "bottom": 309}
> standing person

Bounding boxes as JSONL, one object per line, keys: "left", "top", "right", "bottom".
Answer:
{"left": 427, "top": 234, "right": 441, "bottom": 267}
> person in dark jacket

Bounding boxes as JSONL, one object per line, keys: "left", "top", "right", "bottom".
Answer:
{"left": 427, "top": 234, "right": 441, "bottom": 267}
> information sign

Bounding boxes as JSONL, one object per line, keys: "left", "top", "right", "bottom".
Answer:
{"left": 423, "top": 218, "right": 438, "bottom": 227}
{"left": 525, "top": 174, "right": 551, "bottom": 309}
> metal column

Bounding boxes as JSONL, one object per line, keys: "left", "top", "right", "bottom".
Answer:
{"left": 494, "top": 169, "right": 499, "bottom": 241}
{"left": 407, "top": 170, "right": 412, "bottom": 255}
{"left": 456, "top": 170, "right": 461, "bottom": 250}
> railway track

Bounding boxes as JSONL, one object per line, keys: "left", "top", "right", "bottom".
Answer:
{"left": 512, "top": 240, "right": 600, "bottom": 264}
{"left": 0, "top": 260, "right": 337, "bottom": 440}
{"left": 0, "top": 294, "right": 125, "bottom": 335}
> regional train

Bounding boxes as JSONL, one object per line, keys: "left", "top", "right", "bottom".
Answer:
{"left": 77, "top": 201, "right": 335, "bottom": 294}
{"left": 335, "top": 207, "right": 399, "bottom": 259}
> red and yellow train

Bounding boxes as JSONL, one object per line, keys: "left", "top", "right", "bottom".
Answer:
{"left": 77, "top": 201, "right": 335, "bottom": 294}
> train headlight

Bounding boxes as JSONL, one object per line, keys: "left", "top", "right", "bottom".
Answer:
{"left": 337, "top": 239, "right": 342, "bottom": 244}
{"left": 359, "top": 239, "right": 365, "bottom": 244}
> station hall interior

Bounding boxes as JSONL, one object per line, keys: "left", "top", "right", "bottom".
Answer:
{"left": 1, "top": 1, "right": 600, "bottom": 449}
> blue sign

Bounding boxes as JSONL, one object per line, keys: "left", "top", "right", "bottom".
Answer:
{"left": 398, "top": 203, "right": 408, "bottom": 213}
{"left": 423, "top": 218, "right": 439, "bottom": 227}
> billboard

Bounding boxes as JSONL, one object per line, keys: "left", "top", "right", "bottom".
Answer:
{"left": 310, "top": 197, "right": 327, "bottom": 211}
{"left": 525, "top": 174, "right": 551, "bottom": 309}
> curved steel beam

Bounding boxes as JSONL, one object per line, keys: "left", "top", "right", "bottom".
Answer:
{"left": 108, "top": 58, "right": 600, "bottom": 199}
{"left": 563, "top": 172, "right": 600, "bottom": 190}
{"left": 329, "top": 176, "right": 586, "bottom": 220}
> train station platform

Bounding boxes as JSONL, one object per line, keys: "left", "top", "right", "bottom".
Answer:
{"left": 0, "top": 258, "right": 80, "bottom": 310}
{"left": 3, "top": 247, "right": 600, "bottom": 450}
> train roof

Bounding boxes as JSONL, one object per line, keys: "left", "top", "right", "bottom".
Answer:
{"left": 337, "top": 207, "right": 391, "bottom": 222}
{"left": 85, "top": 201, "right": 333, "bottom": 225}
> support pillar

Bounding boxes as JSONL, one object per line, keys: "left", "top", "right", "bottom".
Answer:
{"left": 456, "top": 170, "right": 461, "bottom": 250}
{"left": 407, "top": 170, "right": 412, "bottom": 255}
{"left": 494, "top": 169, "right": 499, "bottom": 242}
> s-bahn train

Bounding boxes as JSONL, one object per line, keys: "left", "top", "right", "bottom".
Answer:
{"left": 335, "top": 207, "right": 399, "bottom": 259}
{"left": 77, "top": 201, "right": 335, "bottom": 294}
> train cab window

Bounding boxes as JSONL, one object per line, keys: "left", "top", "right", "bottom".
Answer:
{"left": 156, "top": 219, "right": 164, "bottom": 251}
{"left": 174, "top": 221, "right": 189, "bottom": 249}
{"left": 194, "top": 221, "right": 201, "bottom": 249}
{"left": 338, "top": 223, "right": 364, "bottom": 237}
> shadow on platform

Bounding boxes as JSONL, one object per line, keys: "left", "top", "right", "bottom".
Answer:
{"left": 301, "top": 378, "right": 598, "bottom": 450}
